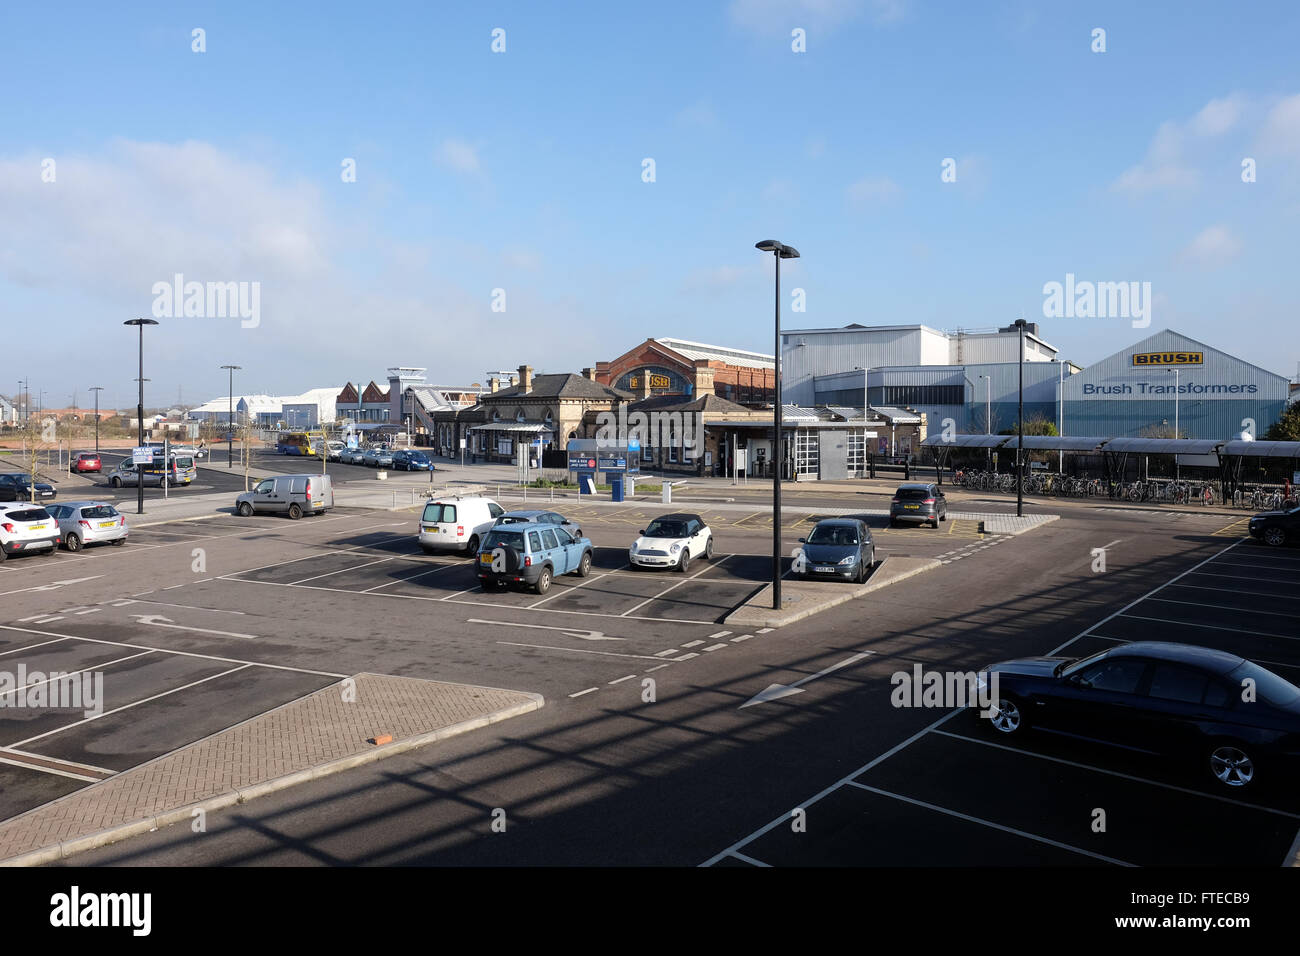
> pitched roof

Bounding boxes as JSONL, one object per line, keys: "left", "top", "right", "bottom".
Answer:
{"left": 654, "top": 337, "right": 774, "bottom": 369}
{"left": 627, "top": 393, "right": 754, "bottom": 414}
{"left": 488, "top": 373, "right": 632, "bottom": 401}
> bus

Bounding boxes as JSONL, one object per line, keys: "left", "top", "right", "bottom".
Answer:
{"left": 276, "top": 433, "right": 320, "bottom": 457}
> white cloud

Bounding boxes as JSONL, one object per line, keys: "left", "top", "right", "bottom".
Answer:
{"left": 1113, "top": 95, "right": 1245, "bottom": 194}
{"left": 435, "top": 138, "right": 481, "bottom": 174}
{"left": 675, "top": 100, "right": 718, "bottom": 128}
{"left": 846, "top": 175, "right": 901, "bottom": 205}
{"left": 1258, "top": 93, "right": 1300, "bottom": 158}
{"left": 1179, "top": 225, "right": 1242, "bottom": 268}
{"left": 728, "top": 0, "right": 906, "bottom": 35}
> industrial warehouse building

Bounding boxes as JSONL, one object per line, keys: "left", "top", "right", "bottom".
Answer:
{"left": 783, "top": 324, "right": 1290, "bottom": 442}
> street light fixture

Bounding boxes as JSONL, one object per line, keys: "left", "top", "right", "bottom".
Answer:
{"left": 1014, "top": 319, "right": 1026, "bottom": 517}
{"left": 89, "top": 386, "right": 104, "bottom": 456}
{"left": 755, "top": 239, "right": 800, "bottom": 611}
{"left": 124, "top": 318, "right": 159, "bottom": 515}
{"left": 220, "top": 365, "right": 241, "bottom": 467}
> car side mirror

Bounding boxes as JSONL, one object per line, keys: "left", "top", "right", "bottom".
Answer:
{"left": 797, "top": 537, "right": 806, "bottom": 543}
{"left": 639, "top": 529, "right": 646, "bottom": 535}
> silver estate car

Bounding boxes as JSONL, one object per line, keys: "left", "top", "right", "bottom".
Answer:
{"left": 362, "top": 447, "right": 394, "bottom": 467}
{"left": 47, "top": 501, "right": 128, "bottom": 551}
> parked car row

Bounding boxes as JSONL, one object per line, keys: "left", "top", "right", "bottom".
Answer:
{"left": 0, "top": 499, "right": 128, "bottom": 561}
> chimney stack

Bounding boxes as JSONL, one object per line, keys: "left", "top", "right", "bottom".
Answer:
{"left": 582, "top": 367, "right": 597, "bottom": 381}
{"left": 489, "top": 377, "right": 499, "bottom": 393}
{"left": 518, "top": 365, "right": 534, "bottom": 393}
{"left": 693, "top": 363, "right": 715, "bottom": 398}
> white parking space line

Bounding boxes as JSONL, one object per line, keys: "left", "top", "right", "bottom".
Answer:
{"left": 655, "top": 649, "right": 679, "bottom": 657}
{"left": 645, "top": 663, "right": 671, "bottom": 673}
{"left": 1166, "top": 582, "right": 1300, "bottom": 601}
{"left": 931, "top": 730, "right": 1300, "bottom": 819}
{"left": 704, "top": 643, "right": 728, "bottom": 652}
{"left": 0, "top": 650, "right": 156, "bottom": 705}
{"left": 619, "top": 555, "right": 734, "bottom": 617}
{"left": 495, "top": 641, "right": 672, "bottom": 662}
{"left": 361, "top": 562, "right": 462, "bottom": 592}
{"left": 682, "top": 640, "right": 704, "bottom": 648}
{"left": 1186, "top": 570, "right": 1293, "bottom": 584}
{"left": 844, "top": 781, "right": 1134, "bottom": 866}
{"left": 32, "top": 616, "right": 63, "bottom": 624}
{"left": 73, "top": 608, "right": 101, "bottom": 615}
{"left": 0, "top": 624, "right": 347, "bottom": 678}
{"left": 0, "top": 637, "right": 71, "bottom": 657}
{"left": 119, "top": 599, "right": 246, "bottom": 616}
{"left": 1117, "top": 613, "right": 1298, "bottom": 642}
{"left": 568, "top": 687, "right": 598, "bottom": 698}
{"left": 729, "top": 851, "right": 772, "bottom": 868}
{"left": 11, "top": 664, "right": 253, "bottom": 748}
{"left": 709, "top": 631, "right": 732, "bottom": 640}
{"left": 731, "top": 635, "right": 752, "bottom": 643}
{"left": 700, "top": 709, "right": 963, "bottom": 866}
{"left": 288, "top": 555, "right": 397, "bottom": 586}
{"left": 528, "top": 566, "right": 626, "bottom": 608}
{"left": 1143, "top": 597, "right": 1298, "bottom": 618}
{"left": 607, "top": 674, "right": 638, "bottom": 685}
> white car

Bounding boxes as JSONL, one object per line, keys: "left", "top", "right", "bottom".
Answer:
{"left": 0, "top": 502, "right": 60, "bottom": 561}
{"left": 47, "top": 500, "right": 128, "bottom": 551}
{"left": 418, "top": 495, "right": 504, "bottom": 554}
{"left": 629, "top": 512, "right": 713, "bottom": 572}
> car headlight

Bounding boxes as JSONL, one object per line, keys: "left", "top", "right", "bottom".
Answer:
{"left": 670, "top": 542, "right": 682, "bottom": 553}
{"left": 838, "top": 554, "right": 857, "bottom": 565}
{"left": 629, "top": 541, "right": 639, "bottom": 553}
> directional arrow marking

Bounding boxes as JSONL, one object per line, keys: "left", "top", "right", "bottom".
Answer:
{"left": 739, "top": 651, "right": 874, "bottom": 709}
{"left": 0, "top": 575, "right": 103, "bottom": 598}
{"left": 466, "top": 618, "right": 622, "bottom": 641}
{"left": 130, "top": 614, "right": 257, "bottom": 640}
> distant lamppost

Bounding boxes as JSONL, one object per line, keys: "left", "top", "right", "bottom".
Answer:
{"left": 1014, "top": 319, "right": 1026, "bottom": 518}
{"left": 124, "top": 318, "right": 159, "bottom": 515}
{"left": 89, "top": 386, "right": 104, "bottom": 456}
{"left": 1170, "top": 367, "right": 1181, "bottom": 480}
{"left": 979, "top": 373, "right": 991, "bottom": 467}
{"left": 755, "top": 239, "right": 800, "bottom": 611}
{"left": 221, "top": 365, "right": 241, "bottom": 468}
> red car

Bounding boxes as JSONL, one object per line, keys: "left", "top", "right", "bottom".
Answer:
{"left": 71, "top": 453, "right": 101, "bottom": 474}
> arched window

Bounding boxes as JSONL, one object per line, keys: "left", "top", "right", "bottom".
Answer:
{"left": 516, "top": 408, "right": 526, "bottom": 423}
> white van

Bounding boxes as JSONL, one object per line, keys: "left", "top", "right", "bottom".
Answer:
{"left": 418, "top": 495, "right": 503, "bottom": 554}
{"left": 235, "top": 474, "right": 334, "bottom": 519}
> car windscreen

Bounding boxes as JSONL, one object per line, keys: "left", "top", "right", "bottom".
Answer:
{"left": 645, "top": 520, "right": 687, "bottom": 538}
{"left": 482, "top": 529, "right": 525, "bottom": 551}
{"left": 7, "top": 509, "right": 50, "bottom": 522}
{"left": 172, "top": 457, "right": 194, "bottom": 468}
{"left": 896, "top": 488, "right": 931, "bottom": 500}
{"left": 422, "top": 503, "right": 456, "bottom": 523}
{"left": 80, "top": 505, "right": 117, "bottom": 519}
{"left": 808, "top": 524, "right": 858, "bottom": 546}
{"left": 1228, "top": 661, "right": 1300, "bottom": 708}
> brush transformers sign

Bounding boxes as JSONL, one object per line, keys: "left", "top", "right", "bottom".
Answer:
{"left": 1131, "top": 351, "right": 1204, "bottom": 367}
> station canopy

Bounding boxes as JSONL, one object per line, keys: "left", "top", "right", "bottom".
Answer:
{"left": 1101, "top": 437, "right": 1223, "bottom": 455}
{"left": 1015, "top": 436, "right": 1109, "bottom": 451}
{"left": 920, "top": 434, "right": 1008, "bottom": 449}
{"left": 1219, "top": 440, "right": 1300, "bottom": 458}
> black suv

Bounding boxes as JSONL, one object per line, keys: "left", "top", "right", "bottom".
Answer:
{"left": 1249, "top": 505, "right": 1300, "bottom": 547}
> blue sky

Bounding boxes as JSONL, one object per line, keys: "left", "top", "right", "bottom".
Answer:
{"left": 2, "top": 0, "right": 1298, "bottom": 410}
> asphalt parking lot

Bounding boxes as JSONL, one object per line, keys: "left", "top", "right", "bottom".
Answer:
{"left": 705, "top": 538, "right": 1300, "bottom": 868}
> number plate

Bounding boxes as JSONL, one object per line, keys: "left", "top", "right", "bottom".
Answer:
{"left": 814, "top": 565, "right": 835, "bottom": 573}
{"left": 905, "top": 504, "right": 919, "bottom": 509}
{"left": 98, "top": 521, "right": 116, "bottom": 528}
{"left": 479, "top": 553, "right": 492, "bottom": 564}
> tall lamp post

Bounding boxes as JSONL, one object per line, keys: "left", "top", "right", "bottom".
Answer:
{"left": 89, "top": 386, "right": 104, "bottom": 456}
{"left": 1170, "top": 367, "right": 1180, "bottom": 480}
{"left": 755, "top": 239, "right": 800, "bottom": 610}
{"left": 979, "top": 374, "right": 991, "bottom": 468}
{"left": 856, "top": 365, "right": 870, "bottom": 478}
{"left": 1014, "top": 319, "right": 1026, "bottom": 517}
{"left": 220, "top": 365, "right": 240, "bottom": 467}
{"left": 124, "top": 318, "right": 159, "bottom": 515}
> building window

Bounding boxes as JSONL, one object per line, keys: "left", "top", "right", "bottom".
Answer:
{"left": 668, "top": 442, "right": 678, "bottom": 464}
{"left": 847, "top": 428, "right": 866, "bottom": 476}
{"left": 683, "top": 437, "right": 693, "bottom": 465}
{"left": 642, "top": 443, "right": 654, "bottom": 462}
{"left": 794, "top": 430, "right": 819, "bottom": 477}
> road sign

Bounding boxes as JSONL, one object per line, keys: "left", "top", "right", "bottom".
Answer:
{"left": 132, "top": 447, "right": 154, "bottom": 464}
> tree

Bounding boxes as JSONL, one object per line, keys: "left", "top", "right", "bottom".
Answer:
{"left": 998, "top": 417, "right": 1059, "bottom": 437}
{"left": 1263, "top": 402, "right": 1300, "bottom": 441}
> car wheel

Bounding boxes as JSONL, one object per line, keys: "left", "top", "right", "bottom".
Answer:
{"left": 704, "top": 536, "right": 714, "bottom": 560}
{"left": 110, "top": 476, "right": 122, "bottom": 488}
{"left": 576, "top": 551, "right": 592, "bottom": 577}
{"left": 64, "top": 533, "right": 82, "bottom": 552}
{"left": 465, "top": 535, "right": 480, "bottom": 556}
{"left": 986, "top": 696, "right": 1025, "bottom": 735}
{"left": 287, "top": 503, "right": 303, "bottom": 520}
{"left": 0, "top": 549, "right": 6, "bottom": 563}
{"left": 237, "top": 502, "right": 253, "bottom": 517}
{"left": 111, "top": 538, "right": 126, "bottom": 547}
{"left": 535, "top": 566, "right": 552, "bottom": 594}
{"left": 1263, "top": 527, "right": 1286, "bottom": 547}
{"left": 1209, "top": 743, "right": 1256, "bottom": 788}
{"left": 677, "top": 550, "right": 691, "bottom": 573}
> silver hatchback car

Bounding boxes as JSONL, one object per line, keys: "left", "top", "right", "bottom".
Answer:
{"left": 47, "top": 500, "right": 128, "bottom": 551}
